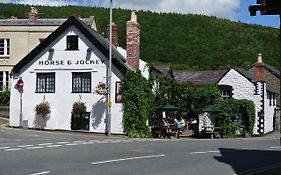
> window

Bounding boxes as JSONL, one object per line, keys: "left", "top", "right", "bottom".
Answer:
{"left": 0, "top": 71, "right": 9, "bottom": 91}
{"left": 219, "top": 85, "right": 233, "bottom": 100}
{"left": 66, "top": 35, "right": 78, "bottom": 50}
{"left": 0, "top": 39, "right": 10, "bottom": 56}
{"left": 72, "top": 72, "right": 91, "bottom": 93}
{"left": 273, "top": 94, "right": 276, "bottom": 106}
{"left": 268, "top": 92, "right": 272, "bottom": 106}
{"left": 115, "top": 81, "right": 122, "bottom": 103}
{"left": 36, "top": 73, "right": 55, "bottom": 93}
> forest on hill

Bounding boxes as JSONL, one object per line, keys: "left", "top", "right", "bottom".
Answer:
{"left": 0, "top": 3, "right": 279, "bottom": 70}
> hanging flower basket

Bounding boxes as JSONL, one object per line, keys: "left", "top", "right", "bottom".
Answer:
{"left": 34, "top": 101, "right": 51, "bottom": 117}
{"left": 72, "top": 101, "right": 86, "bottom": 114}
{"left": 95, "top": 82, "right": 108, "bottom": 95}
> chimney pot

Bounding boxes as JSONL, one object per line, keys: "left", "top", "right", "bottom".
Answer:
{"left": 130, "top": 11, "right": 137, "bottom": 22}
{"left": 257, "top": 53, "right": 263, "bottom": 63}
{"left": 28, "top": 7, "right": 39, "bottom": 22}
{"left": 255, "top": 53, "right": 265, "bottom": 81}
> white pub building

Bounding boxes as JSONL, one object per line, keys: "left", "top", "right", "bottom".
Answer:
{"left": 9, "top": 12, "right": 149, "bottom": 134}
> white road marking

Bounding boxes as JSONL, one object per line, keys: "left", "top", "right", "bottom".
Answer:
{"left": 5, "top": 148, "right": 22, "bottom": 151}
{"left": 37, "top": 143, "right": 53, "bottom": 146}
{"left": 82, "top": 142, "right": 95, "bottom": 145}
{"left": 207, "top": 150, "right": 220, "bottom": 153}
{"left": 270, "top": 146, "right": 281, "bottom": 149}
{"left": 91, "top": 154, "right": 166, "bottom": 165}
{"left": 46, "top": 145, "right": 62, "bottom": 148}
{"left": 26, "top": 146, "right": 44, "bottom": 150}
{"left": 29, "top": 171, "right": 50, "bottom": 175}
{"left": 73, "top": 140, "right": 85, "bottom": 143}
{"left": 0, "top": 146, "right": 11, "bottom": 149}
{"left": 17, "top": 145, "right": 34, "bottom": 148}
{"left": 189, "top": 151, "right": 207, "bottom": 154}
{"left": 57, "top": 141, "right": 69, "bottom": 144}
{"left": 66, "top": 143, "right": 81, "bottom": 146}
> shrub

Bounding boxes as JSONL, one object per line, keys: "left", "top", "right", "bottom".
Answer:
{"left": 34, "top": 101, "right": 51, "bottom": 117}
{"left": 72, "top": 101, "right": 86, "bottom": 114}
{"left": 0, "top": 90, "right": 10, "bottom": 106}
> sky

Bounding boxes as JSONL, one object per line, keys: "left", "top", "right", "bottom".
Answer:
{"left": 0, "top": 0, "right": 279, "bottom": 28}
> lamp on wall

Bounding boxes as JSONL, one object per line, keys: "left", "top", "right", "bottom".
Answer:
{"left": 87, "top": 48, "right": 92, "bottom": 52}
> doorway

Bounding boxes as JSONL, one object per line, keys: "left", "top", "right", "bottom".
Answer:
{"left": 71, "top": 112, "right": 90, "bottom": 131}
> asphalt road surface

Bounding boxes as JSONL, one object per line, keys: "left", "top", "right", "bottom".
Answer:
{"left": 0, "top": 118, "right": 280, "bottom": 175}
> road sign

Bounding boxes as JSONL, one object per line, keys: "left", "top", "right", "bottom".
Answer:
{"left": 17, "top": 79, "right": 24, "bottom": 92}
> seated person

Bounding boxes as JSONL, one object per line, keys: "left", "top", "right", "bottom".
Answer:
{"left": 180, "top": 117, "right": 186, "bottom": 130}
{"left": 174, "top": 118, "right": 181, "bottom": 139}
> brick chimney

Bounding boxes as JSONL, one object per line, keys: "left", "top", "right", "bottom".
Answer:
{"left": 126, "top": 11, "right": 140, "bottom": 70}
{"left": 108, "top": 22, "right": 118, "bottom": 47}
{"left": 255, "top": 53, "right": 265, "bottom": 81}
{"left": 28, "top": 7, "right": 39, "bottom": 22}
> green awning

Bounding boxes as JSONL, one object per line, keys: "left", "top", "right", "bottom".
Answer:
{"left": 201, "top": 107, "right": 222, "bottom": 113}
{"left": 154, "top": 103, "right": 181, "bottom": 111}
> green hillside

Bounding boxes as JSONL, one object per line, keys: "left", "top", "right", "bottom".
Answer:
{"left": 0, "top": 3, "right": 279, "bottom": 70}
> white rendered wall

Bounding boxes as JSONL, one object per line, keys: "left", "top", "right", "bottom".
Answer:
{"left": 10, "top": 25, "right": 124, "bottom": 134}
{"left": 218, "top": 68, "right": 261, "bottom": 135}
{"left": 264, "top": 89, "right": 275, "bottom": 134}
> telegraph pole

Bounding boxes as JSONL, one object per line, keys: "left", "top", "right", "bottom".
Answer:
{"left": 106, "top": 0, "right": 113, "bottom": 136}
{"left": 249, "top": 0, "right": 281, "bottom": 145}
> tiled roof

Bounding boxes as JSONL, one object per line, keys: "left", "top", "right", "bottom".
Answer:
{"left": 0, "top": 18, "right": 94, "bottom": 26}
{"left": 173, "top": 70, "right": 226, "bottom": 85}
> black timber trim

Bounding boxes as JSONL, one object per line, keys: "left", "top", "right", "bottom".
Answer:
{"left": 12, "top": 16, "right": 130, "bottom": 74}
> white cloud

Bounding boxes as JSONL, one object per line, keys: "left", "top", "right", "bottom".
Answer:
{"left": 0, "top": 0, "right": 12, "bottom": 3}
{"left": 111, "top": 0, "right": 241, "bottom": 19}
{"left": 14, "top": 0, "right": 78, "bottom": 6}
{"left": 2, "top": 0, "right": 241, "bottom": 20}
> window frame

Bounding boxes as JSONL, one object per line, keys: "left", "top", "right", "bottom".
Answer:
{"left": 115, "top": 81, "right": 122, "bottom": 103}
{"left": 66, "top": 35, "right": 79, "bottom": 51}
{"left": 0, "top": 38, "right": 10, "bottom": 57}
{"left": 219, "top": 85, "right": 233, "bottom": 100}
{"left": 35, "top": 73, "right": 56, "bottom": 93}
{"left": 72, "top": 72, "right": 91, "bottom": 93}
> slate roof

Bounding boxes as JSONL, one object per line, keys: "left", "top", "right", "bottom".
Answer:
{"left": 173, "top": 70, "right": 226, "bottom": 85}
{"left": 0, "top": 18, "right": 94, "bottom": 26}
{"left": 12, "top": 16, "right": 132, "bottom": 74}
{"left": 151, "top": 65, "right": 174, "bottom": 78}
{"left": 246, "top": 62, "right": 280, "bottom": 78}
{"left": 222, "top": 67, "right": 278, "bottom": 94}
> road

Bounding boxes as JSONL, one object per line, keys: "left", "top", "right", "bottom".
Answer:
{"left": 0, "top": 118, "right": 280, "bottom": 175}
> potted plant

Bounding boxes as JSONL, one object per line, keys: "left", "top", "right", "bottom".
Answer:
{"left": 34, "top": 101, "right": 51, "bottom": 117}
{"left": 95, "top": 82, "right": 108, "bottom": 95}
{"left": 72, "top": 101, "right": 86, "bottom": 114}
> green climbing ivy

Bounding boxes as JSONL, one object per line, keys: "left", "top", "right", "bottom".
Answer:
{"left": 121, "top": 70, "right": 153, "bottom": 138}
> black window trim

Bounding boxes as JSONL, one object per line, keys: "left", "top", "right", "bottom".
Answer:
{"left": 66, "top": 35, "right": 79, "bottom": 51}
{"left": 35, "top": 72, "right": 56, "bottom": 93}
{"left": 72, "top": 72, "right": 91, "bottom": 93}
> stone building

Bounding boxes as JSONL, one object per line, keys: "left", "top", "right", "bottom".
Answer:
{"left": 246, "top": 53, "right": 280, "bottom": 131}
